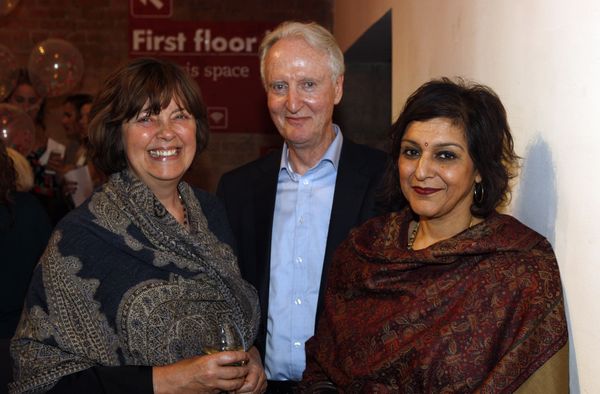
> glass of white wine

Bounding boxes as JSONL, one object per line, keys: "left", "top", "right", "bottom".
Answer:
{"left": 203, "top": 321, "right": 247, "bottom": 366}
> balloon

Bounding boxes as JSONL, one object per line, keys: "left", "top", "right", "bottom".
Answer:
{"left": 0, "top": 45, "right": 18, "bottom": 101}
{"left": 28, "top": 38, "right": 84, "bottom": 97}
{"left": 0, "top": 0, "right": 21, "bottom": 16}
{"left": 0, "top": 103, "right": 35, "bottom": 156}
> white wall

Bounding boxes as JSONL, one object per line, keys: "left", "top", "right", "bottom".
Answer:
{"left": 335, "top": 1, "right": 600, "bottom": 392}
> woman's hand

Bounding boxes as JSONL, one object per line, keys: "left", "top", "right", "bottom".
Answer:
{"left": 47, "top": 154, "right": 75, "bottom": 183}
{"left": 235, "top": 346, "right": 267, "bottom": 394}
{"left": 152, "top": 351, "right": 250, "bottom": 394}
{"left": 47, "top": 153, "right": 67, "bottom": 174}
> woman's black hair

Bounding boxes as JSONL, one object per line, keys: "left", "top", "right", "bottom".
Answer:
{"left": 380, "top": 78, "right": 519, "bottom": 217}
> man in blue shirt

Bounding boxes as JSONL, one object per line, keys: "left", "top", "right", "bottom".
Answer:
{"left": 217, "top": 21, "right": 387, "bottom": 393}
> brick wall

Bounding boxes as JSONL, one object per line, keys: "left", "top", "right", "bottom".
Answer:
{"left": 1, "top": 0, "right": 130, "bottom": 94}
{"left": 0, "top": 0, "right": 333, "bottom": 191}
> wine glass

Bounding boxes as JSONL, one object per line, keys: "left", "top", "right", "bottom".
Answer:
{"left": 203, "top": 321, "right": 247, "bottom": 365}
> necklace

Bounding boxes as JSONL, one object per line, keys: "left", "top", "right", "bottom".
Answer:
{"left": 407, "top": 221, "right": 419, "bottom": 250}
{"left": 178, "top": 192, "right": 189, "bottom": 230}
{"left": 408, "top": 216, "right": 476, "bottom": 250}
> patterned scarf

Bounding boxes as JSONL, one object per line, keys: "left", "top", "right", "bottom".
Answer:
{"left": 301, "top": 208, "right": 567, "bottom": 393}
{"left": 10, "top": 170, "right": 260, "bottom": 393}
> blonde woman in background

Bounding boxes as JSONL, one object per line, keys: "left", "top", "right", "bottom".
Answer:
{"left": 6, "top": 148, "right": 34, "bottom": 192}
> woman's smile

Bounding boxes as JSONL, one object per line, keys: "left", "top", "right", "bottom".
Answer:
{"left": 122, "top": 98, "right": 197, "bottom": 193}
{"left": 148, "top": 147, "right": 182, "bottom": 159}
{"left": 398, "top": 117, "right": 480, "bottom": 223}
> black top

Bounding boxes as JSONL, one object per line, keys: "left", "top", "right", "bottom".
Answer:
{"left": 0, "top": 192, "right": 51, "bottom": 338}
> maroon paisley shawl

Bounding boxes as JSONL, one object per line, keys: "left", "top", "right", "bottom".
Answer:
{"left": 301, "top": 208, "right": 568, "bottom": 393}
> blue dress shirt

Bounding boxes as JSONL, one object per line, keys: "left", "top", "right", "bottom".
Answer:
{"left": 264, "top": 125, "right": 343, "bottom": 381}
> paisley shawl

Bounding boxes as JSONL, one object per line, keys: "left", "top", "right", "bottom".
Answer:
{"left": 10, "top": 170, "right": 260, "bottom": 393}
{"left": 301, "top": 208, "right": 568, "bottom": 393}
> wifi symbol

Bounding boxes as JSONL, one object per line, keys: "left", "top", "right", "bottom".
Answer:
{"left": 207, "top": 107, "right": 228, "bottom": 129}
{"left": 210, "top": 112, "right": 224, "bottom": 123}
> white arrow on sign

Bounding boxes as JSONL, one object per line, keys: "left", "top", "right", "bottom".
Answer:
{"left": 140, "top": 0, "right": 164, "bottom": 10}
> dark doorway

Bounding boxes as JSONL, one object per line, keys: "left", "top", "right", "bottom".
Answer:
{"left": 334, "top": 10, "right": 391, "bottom": 152}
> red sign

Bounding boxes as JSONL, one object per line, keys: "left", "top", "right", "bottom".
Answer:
{"left": 128, "top": 18, "right": 276, "bottom": 134}
{"left": 130, "top": 0, "right": 173, "bottom": 18}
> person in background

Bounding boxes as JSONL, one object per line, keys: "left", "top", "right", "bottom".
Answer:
{"left": 47, "top": 93, "right": 94, "bottom": 175}
{"left": 79, "top": 99, "right": 92, "bottom": 132}
{"left": 10, "top": 57, "right": 266, "bottom": 394}
{"left": 5, "top": 69, "right": 47, "bottom": 153}
{"left": 3, "top": 69, "right": 66, "bottom": 224}
{"left": 78, "top": 95, "right": 107, "bottom": 188}
{"left": 45, "top": 93, "right": 102, "bottom": 209}
{"left": 0, "top": 139, "right": 52, "bottom": 394}
{"left": 217, "top": 21, "right": 387, "bottom": 393}
{"left": 300, "top": 78, "right": 568, "bottom": 393}
{"left": 6, "top": 148, "right": 34, "bottom": 192}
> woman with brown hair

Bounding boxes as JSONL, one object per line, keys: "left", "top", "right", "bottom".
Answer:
{"left": 10, "top": 58, "right": 266, "bottom": 394}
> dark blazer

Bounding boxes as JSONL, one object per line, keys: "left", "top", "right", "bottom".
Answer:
{"left": 216, "top": 138, "right": 387, "bottom": 356}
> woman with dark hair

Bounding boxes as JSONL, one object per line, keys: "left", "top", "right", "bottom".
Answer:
{"left": 5, "top": 68, "right": 62, "bottom": 219}
{"left": 0, "top": 139, "right": 52, "bottom": 393}
{"left": 4, "top": 69, "right": 71, "bottom": 225}
{"left": 301, "top": 78, "right": 568, "bottom": 393}
{"left": 53, "top": 93, "right": 94, "bottom": 168}
{"left": 10, "top": 58, "right": 266, "bottom": 394}
{"left": 6, "top": 69, "right": 46, "bottom": 145}
{"left": 47, "top": 93, "right": 104, "bottom": 207}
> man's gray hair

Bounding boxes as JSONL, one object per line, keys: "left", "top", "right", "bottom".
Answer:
{"left": 259, "top": 21, "right": 345, "bottom": 88}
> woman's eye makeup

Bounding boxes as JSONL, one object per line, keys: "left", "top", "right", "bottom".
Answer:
{"left": 436, "top": 150, "right": 458, "bottom": 160}
{"left": 400, "top": 142, "right": 461, "bottom": 162}
{"left": 401, "top": 147, "right": 419, "bottom": 157}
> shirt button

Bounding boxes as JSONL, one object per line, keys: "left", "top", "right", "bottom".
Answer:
{"left": 294, "top": 341, "right": 302, "bottom": 348}
{"left": 303, "top": 179, "right": 309, "bottom": 185}
{"left": 296, "top": 256, "right": 302, "bottom": 263}
{"left": 294, "top": 298, "right": 302, "bottom": 305}
{"left": 299, "top": 216, "right": 304, "bottom": 224}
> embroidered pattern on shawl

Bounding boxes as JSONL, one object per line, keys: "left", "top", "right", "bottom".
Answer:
{"left": 10, "top": 170, "right": 260, "bottom": 393}
{"left": 302, "top": 208, "right": 568, "bottom": 393}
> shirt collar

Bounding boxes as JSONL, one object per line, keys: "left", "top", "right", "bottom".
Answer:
{"left": 279, "top": 124, "right": 344, "bottom": 176}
